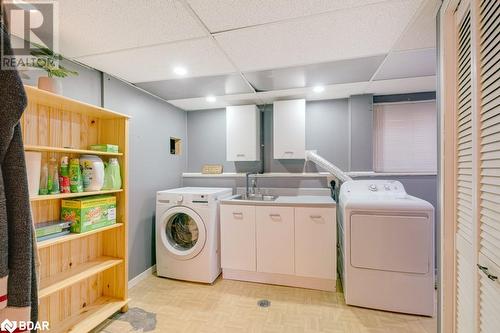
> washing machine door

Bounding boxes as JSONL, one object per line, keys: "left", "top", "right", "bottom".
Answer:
{"left": 160, "top": 206, "right": 207, "bottom": 260}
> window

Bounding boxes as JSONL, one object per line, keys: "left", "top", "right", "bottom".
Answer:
{"left": 374, "top": 101, "right": 437, "bottom": 173}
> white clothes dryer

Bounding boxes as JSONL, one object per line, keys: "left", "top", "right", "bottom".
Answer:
{"left": 339, "top": 180, "right": 434, "bottom": 316}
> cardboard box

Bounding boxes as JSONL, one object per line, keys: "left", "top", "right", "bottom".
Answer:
{"left": 89, "top": 144, "right": 119, "bottom": 153}
{"left": 61, "top": 195, "right": 116, "bottom": 233}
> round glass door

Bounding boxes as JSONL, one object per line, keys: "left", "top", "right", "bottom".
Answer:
{"left": 160, "top": 206, "right": 206, "bottom": 260}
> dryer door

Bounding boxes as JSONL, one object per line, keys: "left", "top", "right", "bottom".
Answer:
{"left": 350, "top": 213, "right": 431, "bottom": 274}
{"left": 160, "top": 206, "right": 207, "bottom": 260}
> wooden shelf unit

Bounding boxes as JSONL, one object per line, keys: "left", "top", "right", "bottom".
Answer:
{"left": 22, "top": 86, "right": 129, "bottom": 332}
{"left": 25, "top": 144, "right": 123, "bottom": 156}
{"left": 30, "top": 189, "right": 123, "bottom": 202}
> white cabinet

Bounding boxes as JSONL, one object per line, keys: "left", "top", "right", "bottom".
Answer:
{"left": 220, "top": 205, "right": 256, "bottom": 271}
{"left": 295, "top": 207, "right": 336, "bottom": 279}
{"left": 256, "top": 206, "right": 295, "bottom": 275}
{"left": 273, "top": 99, "right": 306, "bottom": 159}
{"left": 226, "top": 105, "right": 260, "bottom": 161}
{"left": 221, "top": 202, "right": 336, "bottom": 291}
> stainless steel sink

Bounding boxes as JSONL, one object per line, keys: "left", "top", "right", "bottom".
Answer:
{"left": 233, "top": 194, "right": 277, "bottom": 201}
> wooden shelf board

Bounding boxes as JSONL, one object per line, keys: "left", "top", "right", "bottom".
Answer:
{"left": 50, "top": 296, "right": 129, "bottom": 333}
{"left": 39, "top": 256, "right": 123, "bottom": 299}
{"left": 30, "top": 189, "right": 123, "bottom": 202}
{"left": 37, "top": 223, "right": 123, "bottom": 249}
{"left": 24, "top": 85, "right": 130, "bottom": 119}
{"left": 25, "top": 145, "right": 123, "bottom": 156}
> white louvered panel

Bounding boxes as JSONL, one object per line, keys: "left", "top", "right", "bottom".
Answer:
{"left": 479, "top": 0, "right": 500, "bottom": 270}
{"left": 478, "top": 2, "right": 500, "bottom": 332}
{"left": 479, "top": 272, "right": 500, "bottom": 333}
{"left": 456, "top": 7, "right": 474, "bottom": 333}
{"left": 457, "top": 242, "right": 475, "bottom": 333}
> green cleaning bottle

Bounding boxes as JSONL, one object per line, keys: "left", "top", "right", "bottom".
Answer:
{"left": 47, "top": 157, "right": 60, "bottom": 194}
{"left": 69, "top": 158, "right": 83, "bottom": 193}
{"left": 103, "top": 158, "right": 122, "bottom": 190}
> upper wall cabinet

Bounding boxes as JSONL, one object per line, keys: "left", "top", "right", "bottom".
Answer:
{"left": 226, "top": 105, "right": 260, "bottom": 161}
{"left": 273, "top": 99, "right": 306, "bottom": 159}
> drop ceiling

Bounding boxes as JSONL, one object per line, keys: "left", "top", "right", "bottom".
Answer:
{"left": 53, "top": 0, "right": 439, "bottom": 110}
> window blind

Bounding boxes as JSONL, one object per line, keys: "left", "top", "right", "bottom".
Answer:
{"left": 373, "top": 101, "right": 437, "bottom": 173}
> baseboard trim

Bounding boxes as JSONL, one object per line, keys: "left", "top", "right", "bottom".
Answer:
{"left": 223, "top": 269, "right": 336, "bottom": 292}
{"left": 128, "top": 265, "right": 156, "bottom": 289}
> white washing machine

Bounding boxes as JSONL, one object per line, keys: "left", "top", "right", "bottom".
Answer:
{"left": 339, "top": 180, "right": 434, "bottom": 316}
{"left": 156, "top": 187, "right": 232, "bottom": 283}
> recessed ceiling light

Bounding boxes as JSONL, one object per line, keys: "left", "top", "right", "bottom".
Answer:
{"left": 313, "top": 85, "right": 325, "bottom": 93}
{"left": 173, "top": 66, "right": 187, "bottom": 76}
{"left": 206, "top": 95, "right": 217, "bottom": 103}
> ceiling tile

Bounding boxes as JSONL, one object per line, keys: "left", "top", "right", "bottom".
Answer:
{"left": 169, "top": 81, "right": 370, "bottom": 111}
{"left": 187, "top": 0, "right": 387, "bottom": 32}
{"left": 244, "top": 55, "right": 385, "bottom": 91}
{"left": 393, "top": 0, "right": 439, "bottom": 51}
{"left": 168, "top": 93, "right": 260, "bottom": 111}
{"left": 136, "top": 74, "right": 254, "bottom": 100}
{"left": 214, "top": 0, "right": 423, "bottom": 72}
{"left": 366, "top": 76, "right": 436, "bottom": 95}
{"left": 258, "top": 82, "right": 370, "bottom": 104}
{"left": 58, "top": 0, "right": 207, "bottom": 58}
{"left": 75, "top": 38, "right": 235, "bottom": 83}
{"left": 373, "top": 48, "right": 436, "bottom": 81}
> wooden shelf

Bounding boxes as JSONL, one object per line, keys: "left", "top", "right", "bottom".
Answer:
{"left": 50, "top": 296, "right": 129, "bottom": 333}
{"left": 24, "top": 85, "right": 130, "bottom": 120}
{"left": 39, "top": 256, "right": 123, "bottom": 299}
{"left": 37, "top": 223, "right": 124, "bottom": 249}
{"left": 25, "top": 145, "right": 123, "bottom": 156}
{"left": 24, "top": 83, "right": 129, "bottom": 331}
{"left": 30, "top": 189, "right": 123, "bottom": 202}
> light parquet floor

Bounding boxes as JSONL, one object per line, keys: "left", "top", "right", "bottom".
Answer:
{"left": 95, "top": 275, "right": 436, "bottom": 333}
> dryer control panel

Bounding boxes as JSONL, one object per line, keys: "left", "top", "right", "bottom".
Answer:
{"left": 341, "top": 180, "right": 407, "bottom": 198}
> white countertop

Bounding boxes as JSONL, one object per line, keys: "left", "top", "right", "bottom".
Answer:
{"left": 221, "top": 195, "right": 335, "bottom": 207}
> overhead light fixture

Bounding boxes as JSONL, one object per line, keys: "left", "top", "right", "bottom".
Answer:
{"left": 206, "top": 95, "right": 217, "bottom": 103}
{"left": 313, "top": 85, "right": 325, "bottom": 93}
{"left": 173, "top": 66, "right": 187, "bottom": 76}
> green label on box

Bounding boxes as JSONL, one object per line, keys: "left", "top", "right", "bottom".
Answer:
{"left": 61, "top": 195, "right": 116, "bottom": 233}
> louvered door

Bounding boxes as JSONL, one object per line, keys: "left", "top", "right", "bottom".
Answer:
{"left": 455, "top": 4, "right": 476, "bottom": 333}
{"left": 478, "top": 0, "right": 500, "bottom": 332}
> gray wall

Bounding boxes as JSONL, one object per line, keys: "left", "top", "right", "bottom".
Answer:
{"left": 187, "top": 99, "right": 351, "bottom": 173}
{"left": 184, "top": 95, "right": 437, "bottom": 210}
{"left": 22, "top": 62, "right": 187, "bottom": 280}
{"left": 103, "top": 75, "right": 187, "bottom": 280}
{"left": 349, "top": 95, "right": 373, "bottom": 171}
{"left": 21, "top": 59, "right": 101, "bottom": 106}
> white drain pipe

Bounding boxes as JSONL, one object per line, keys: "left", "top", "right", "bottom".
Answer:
{"left": 305, "top": 150, "right": 353, "bottom": 183}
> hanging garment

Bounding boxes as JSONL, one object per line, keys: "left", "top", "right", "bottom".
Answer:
{"left": 0, "top": 20, "right": 38, "bottom": 328}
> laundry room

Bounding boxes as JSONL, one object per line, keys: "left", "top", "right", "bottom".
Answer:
{"left": 0, "top": 0, "right": 498, "bottom": 332}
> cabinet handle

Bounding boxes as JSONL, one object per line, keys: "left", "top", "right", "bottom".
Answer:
{"left": 237, "top": 154, "right": 245, "bottom": 157}
{"left": 477, "top": 264, "right": 498, "bottom": 281}
{"left": 310, "top": 215, "right": 322, "bottom": 219}
{"left": 233, "top": 212, "right": 243, "bottom": 218}
{"left": 269, "top": 214, "right": 281, "bottom": 219}
{"left": 285, "top": 151, "right": 294, "bottom": 154}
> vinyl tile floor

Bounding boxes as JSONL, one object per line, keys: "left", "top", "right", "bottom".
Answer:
{"left": 94, "top": 275, "right": 437, "bottom": 333}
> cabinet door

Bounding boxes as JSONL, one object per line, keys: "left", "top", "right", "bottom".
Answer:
{"left": 273, "top": 99, "right": 305, "bottom": 159}
{"left": 256, "top": 206, "right": 294, "bottom": 274}
{"left": 295, "top": 207, "right": 336, "bottom": 279}
{"left": 226, "top": 105, "right": 260, "bottom": 161}
{"left": 220, "top": 205, "right": 256, "bottom": 271}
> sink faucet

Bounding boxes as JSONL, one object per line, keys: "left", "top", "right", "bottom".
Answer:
{"left": 246, "top": 172, "right": 258, "bottom": 197}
